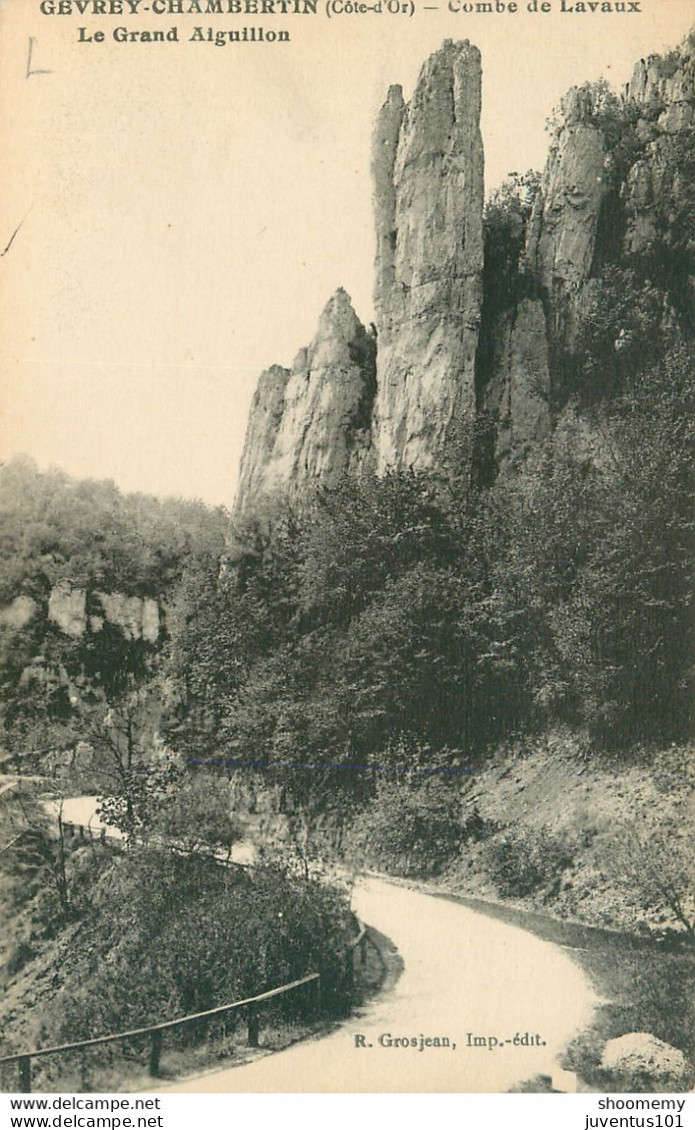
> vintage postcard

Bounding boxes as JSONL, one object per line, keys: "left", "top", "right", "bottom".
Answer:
{"left": 0, "top": 0, "right": 694, "bottom": 1099}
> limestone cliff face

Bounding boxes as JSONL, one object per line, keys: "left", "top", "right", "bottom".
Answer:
{"left": 235, "top": 364, "right": 291, "bottom": 514}
{"left": 510, "top": 30, "right": 694, "bottom": 450}
{"left": 93, "top": 592, "right": 160, "bottom": 643}
{"left": 622, "top": 34, "right": 695, "bottom": 259}
{"left": 483, "top": 299, "right": 551, "bottom": 468}
{"left": 235, "top": 39, "right": 485, "bottom": 512}
{"left": 372, "top": 85, "right": 406, "bottom": 321}
{"left": 524, "top": 87, "right": 609, "bottom": 350}
{"left": 481, "top": 88, "right": 610, "bottom": 470}
{"left": 372, "top": 39, "right": 484, "bottom": 474}
{"left": 628, "top": 33, "right": 695, "bottom": 135}
{"left": 46, "top": 581, "right": 161, "bottom": 642}
{"left": 48, "top": 581, "right": 87, "bottom": 639}
{"left": 0, "top": 596, "right": 38, "bottom": 631}
{"left": 235, "top": 289, "right": 376, "bottom": 513}
{"left": 233, "top": 33, "right": 694, "bottom": 512}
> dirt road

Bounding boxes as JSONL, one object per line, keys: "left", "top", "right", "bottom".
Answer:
{"left": 160, "top": 875, "right": 597, "bottom": 1093}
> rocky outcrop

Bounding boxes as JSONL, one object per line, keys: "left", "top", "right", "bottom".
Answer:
{"left": 622, "top": 34, "right": 695, "bottom": 259}
{"left": 526, "top": 96, "right": 607, "bottom": 294}
{"left": 233, "top": 32, "right": 695, "bottom": 512}
{"left": 0, "top": 596, "right": 38, "bottom": 631}
{"left": 234, "top": 39, "right": 486, "bottom": 512}
{"left": 235, "top": 365, "right": 291, "bottom": 513}
{"left": 622, "top": 152, "right": 663, "bottom": 258}
{"left": 48, "top": 581, "right": 88, "bottom": 639}
{"left": 372, "top": 84, "right": 406, "bottom": 320}
{"left": 234, "top": 39, "right": 486, "bottom": 513}
{"left": 235, "top": 290, "right": 376, "bottom": 513}
{"left": 94, "top": 592, "right": 160, "bottom": 643}
{"left": 524, "top": 87, "right": 609, "bottom": 351}
{"left": 515, "top": 30, "right": 694, "bottom": 411}
{"left": 483, "top": 299, "right": 551, "bottom": 467}
{"left": 372, "top": 39, "right": 484, "bottom": 474}
{"left": 601, "top": 1033, "right": 691, "bottom": 1088}
{"left": 628, "top": 33, "right": 695, "bottom": 134}
{"left": 47, "top": 582, "right": 161, "bottom": 642}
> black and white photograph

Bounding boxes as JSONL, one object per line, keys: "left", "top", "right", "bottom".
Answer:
{"left": 0, "top": 0, "right": 693, "bottom": 1101}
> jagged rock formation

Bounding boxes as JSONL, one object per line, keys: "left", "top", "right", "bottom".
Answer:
{"left": 0, "top": 595, "right": 39, "bottom": 631}
{"left": 47, "top": 581, "right": 161, "bottom": 643}
{"left": 481, "top": 28, "right": 694, "bottom": 469}
{"left": 372, "top": 84, "right": 406, "bottom": 319}
{"left": 622, "top": 34, "right": 695, "bottom": 260}
{"left": 371, "top": 39, "right": 484, "bottom": 474}
{"left": 480, "top": 86, "right": 612, "bottom": 470}
{"left": 48, "top": 581, "right": 88, "bottom": 639}
{"left": 483, "top": 299, "right": 551, "bottom": 465}
{"left": 628, "top": 37, "right": 694, "bottom": 134}
{"left": 93, "top": 592, "right": 160, "bottom": 643}
{"left": 235, "top": 40, "right": 483, "bottom": 513}
{"left": 531, "top": 33, "right": 694, "bottom": 314}
{"left": 233, "top": 30, "right": 695, "bottom": 513}
{"left": 234, "top": 364, "right": 291, "bottom": 512}
{"left": 523, "top": 87, "right": 609, "bottom": 349}
{"left": 235, "top": 289, "right": 376, "bottom": 513}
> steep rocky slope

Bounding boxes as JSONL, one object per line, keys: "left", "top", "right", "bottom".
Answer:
{"left": 446, "top": 735, "right": 695, "bottom": 936}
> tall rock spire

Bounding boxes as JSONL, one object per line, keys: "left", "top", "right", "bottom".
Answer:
{"left": 371, "top": 39, "right": 485, "bottom": 475}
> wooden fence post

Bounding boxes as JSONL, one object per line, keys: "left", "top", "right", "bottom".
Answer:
{"left": 18, "top": 1056, "right": 31, "bottom": 1093}
{"left": 345, "top": 947, "right": 355, "bottom": 989}
{"left": 0, "top": 973, "right": 322, "bottom": 1087}
{"left": 149, "top": 1031, "right": 163, "bottom": 1077}
{"left": 314, "top": 975, "right": 322, "bottom": 1018}
{"left": 247, "top": 1003, "right": 259, "bottom": 1048}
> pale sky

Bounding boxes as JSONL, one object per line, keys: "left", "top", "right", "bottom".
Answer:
{"left": 1, "top": 0, "right": 692, "bottom": 506}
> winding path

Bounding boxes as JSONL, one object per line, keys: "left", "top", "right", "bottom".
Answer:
{"left": 39, "top": 799, "right": 596, "bottom": 1091}
{"left": 160, "top": 875, "right": 597, "bottom": 1093}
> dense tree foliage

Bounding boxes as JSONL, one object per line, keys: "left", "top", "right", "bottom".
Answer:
{"left": 0, "top": 457, "right": 226, "bottom": 603}
{"left": 498, "top": 349, "right": 694, "bottom": 742}
{"left": 43, "top": 851, "right": 352, "bottom": 1040}
{"left": 169, "top": 346, "right": 693, "bottom": 810}
{"left": 0, "top": 458, "right": 227, "bottom": 759}
{"left": 168, "top": 473, "right": 523, "bottom": 826}
{"left": 0, "top": 837, "right": 353, "bottom": 1086}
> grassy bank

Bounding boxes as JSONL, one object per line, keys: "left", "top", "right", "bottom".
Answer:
{"left": 344, "top": 732, "right": 695, "bottom": 1091}
{"left": 0, "top": 838, "right": 364, "bottom": 1092}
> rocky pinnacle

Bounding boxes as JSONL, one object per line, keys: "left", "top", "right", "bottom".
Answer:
{"left": 371, "top": 39, "right": 485, "bottom": 475}
{"left": 234, "top": 289, "right": 376, "bottom": 513}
